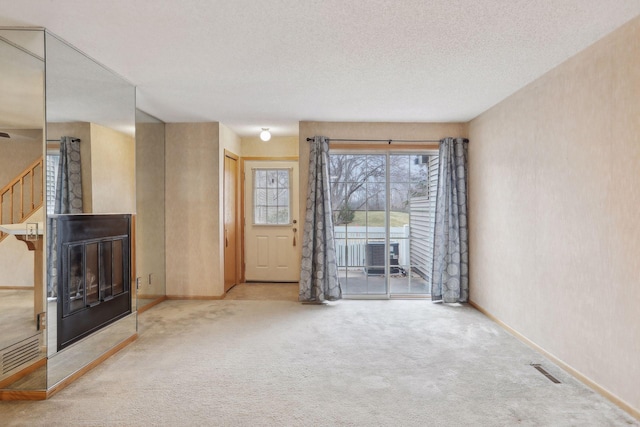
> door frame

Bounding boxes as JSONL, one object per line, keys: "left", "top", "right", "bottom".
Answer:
{"left": 240, "top": 156, "right": 299, "bottom": 283}
{"left": 223, "top": 150, "right": 241, "bottom": 291}
{"left": 329, "top": 148, "right": 439, "bottom": 299}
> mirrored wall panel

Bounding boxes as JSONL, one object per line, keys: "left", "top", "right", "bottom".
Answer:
{"left": 0, "top": 29, "right": 46, "bottom": 391}
{"left": 0, "top": 28, "right": 137, "bottom": 396}
{"left": 44, "top": 31, "right": 136, "bottom": 387}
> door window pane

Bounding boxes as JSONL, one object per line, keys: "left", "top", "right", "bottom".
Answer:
{"left": 253, "top": 168, "right": 291, "bottom": 225}
{"left": 391, "top": 154, "right": 434, "bottom": 296}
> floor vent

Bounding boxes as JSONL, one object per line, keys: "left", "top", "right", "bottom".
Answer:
{"left": 1, "top": 336, "right": 40, "bottom": 376}
{"left": 531, "top": 363, "right": 561, "bottom": 384}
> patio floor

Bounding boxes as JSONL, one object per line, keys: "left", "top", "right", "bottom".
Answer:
{"left": 338, "top": 268, "right": 431, "bottom": 296}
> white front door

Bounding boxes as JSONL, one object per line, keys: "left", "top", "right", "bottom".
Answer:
{"left": 244, "top": 160, "right": 300, "bottom": 282}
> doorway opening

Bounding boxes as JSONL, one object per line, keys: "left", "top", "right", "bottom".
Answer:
{"left": 329, "top": 152, "right": 438, "bottom": 298}
{"left": 243, "top": 160, "right": 300, "bottom": 283}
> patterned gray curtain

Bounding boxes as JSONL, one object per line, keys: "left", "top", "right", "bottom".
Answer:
{"left": 299, "top": 136, "right": 342, "bottom": 302}
{"left": 47, "top": 137, "right": 83, "bottom": 297}
{"left": 431, "top": 137, "right": 469, "bottom": 303}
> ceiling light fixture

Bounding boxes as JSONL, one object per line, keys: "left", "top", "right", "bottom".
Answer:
{"left": 260, "top": 128, "right": 271, "bottom": 142}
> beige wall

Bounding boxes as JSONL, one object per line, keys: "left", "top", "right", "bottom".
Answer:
{"left": 468, "top": 16, "right": 640, "bottom": 414}
{"left": 0, "top": 129, "right": 41, "bottom": 188}
{"left": 298, "top": 121, "right": 468, "bottom": 239}
{"left": 161, "top": 128, "right": 299, "bottom": 295}
{"left": 0, "top": 236, "right": 34, "bottom": 287}
{"left": 89, "top": 124, "right": 136, "bottom": 213}
{"left": 136, "top": 121, "right": 166, "bottom": 298}
{"left": 241, "top": 136, "right": 299, "bottom": 158}
{"left": 165, "top": 122, "right": 221, "bottom": 297}
{"left": 219, "top": 123, "right": 242, "bottom": 156}
{"left": 0, "top": 207, "right": 43, "bottom": 287}
{"left": 48, "top": 122, "right": 135, "bottom": 214}
{"left": 164, "top": 124, "right": 296, "bottom": 297}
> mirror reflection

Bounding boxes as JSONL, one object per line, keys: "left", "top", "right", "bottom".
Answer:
{"left": 44, "top": 32, "right": 136, "bottom": 386}
{"left": 0, "top": 29, "right": 46, "bottom": 390}
{"left": 0, "top": 28, "right": 137, "bottom": 394}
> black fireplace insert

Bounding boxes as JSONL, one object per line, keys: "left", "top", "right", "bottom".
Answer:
{"left": 56, "top": 214, "right": 132, "bottom": 350}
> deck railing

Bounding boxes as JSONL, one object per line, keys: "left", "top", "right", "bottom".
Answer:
{"left": 334, "top": 226, "right": 409, "bottom": 267}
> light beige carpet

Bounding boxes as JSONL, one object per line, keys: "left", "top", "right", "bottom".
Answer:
{"left": 225, "top": 282, "right": 299, "bottom": 301}
{"left": 0, "top": 289, "right": 37, "bottom": 349}
{"left": 0, "top": 284, "right": 637, "bottom": 426}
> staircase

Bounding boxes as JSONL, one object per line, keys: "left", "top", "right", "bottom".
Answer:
{"left": 0, "top": 157, "right": 43, "bottom": 242}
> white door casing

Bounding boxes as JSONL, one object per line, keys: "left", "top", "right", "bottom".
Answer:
{"left": 244, "top": 160, "right": 300, "bottom": 282}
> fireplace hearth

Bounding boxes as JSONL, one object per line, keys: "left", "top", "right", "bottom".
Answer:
{"left": 56, "top": 214, "right": 132, "bottom": 350}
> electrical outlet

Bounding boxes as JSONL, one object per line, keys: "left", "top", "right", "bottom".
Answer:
{"left": 26, "top": 222, "right": 39, "bottom": 241}
{"left": 37, "top": 312, "right": 46, "bottom": 330}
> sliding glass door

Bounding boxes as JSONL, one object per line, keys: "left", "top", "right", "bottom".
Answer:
{"left": 330, "top": 154, "right": 386, "bottom": 295}
{"left": 330, "top": 151, "right": 438, "bottom": 298}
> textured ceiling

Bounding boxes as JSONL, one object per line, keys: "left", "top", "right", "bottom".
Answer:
{"left": 1, "top": 1, "right": 639, "bottom": 137}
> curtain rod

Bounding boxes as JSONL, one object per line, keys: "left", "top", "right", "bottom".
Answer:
{"left": 46, "top": 138, "right": 81, "bottom": 142}
{"left": 305, "top": 137, "right": 440, "bottom": 144}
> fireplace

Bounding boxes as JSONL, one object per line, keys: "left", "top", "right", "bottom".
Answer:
{"left": 56, "top": 214, "right": 132, "bottom": 350}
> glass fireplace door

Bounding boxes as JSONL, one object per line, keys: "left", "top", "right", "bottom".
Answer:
{"left": 57, "top": 215, "right": 131, "bottom": 351}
